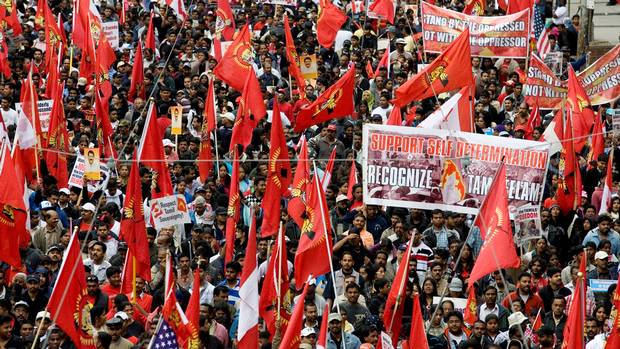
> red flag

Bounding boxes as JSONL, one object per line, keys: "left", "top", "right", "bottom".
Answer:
{"left": 225, "top": 151, "right": 241, "bottom": 263}
{"left": 395, "top": 29, "right": 473, "bottom": 107}
{"left": 94, "top": 87, "right": 116, "bottom": 159}
{"left": 556, "top": 110, "right": 582, "bottom": 215}
{"left": 78, "top": 15, "right": 97, "bottom": 84}
{"left": 560, "top": 262, "right": 585, "bottom": 349}
{"left": 293, "top": 172, "right": 333, "bottom": 288}
{"left": 47, "top": 232, "right": 96, "bottom": 348}
{"left": 284, "top": 16, "right": 306, "bottom": 95}
{"left": 72, "top": 0, "right": 91, "bottom": 50}
{"left": 463, "top": 0, "right": 486, "bottom": 15}
{"left": 365, "top": 61, "right": 374, "bottom": 78}
{"left": 288, "top": 138, "right": 310, "bottom": 228}
{"left": 317, "top": 0, "right": 347, "bottom": 48}
{"left": 35, "top": 0, "right": 47, "bottom": 28}
{"left": 384, "top": 233, "right": 415, "bottom": 346}
{"left": 95, "top": 34, "right": 115, "bottom": 101}
{"left": 230, "top": 72, "right": 266, "bottom": 151}
{"left": 162, "top": 269, "right": 199, "bottom": 348}
{"left": 136, "top": 102, "right": 173, "bottom": 199}
{"left": 214, "top": 25, "right": 253, "bottom": 92}
{"left": 216, "top": 0, "right": 236, "bottom": 40}
{"left": 204, "top": 79, "right": 217, "bottom": 134}
{"left": 261, "top": 100, "right": 292, "bottom": 236}
{"left": 604, "top": 274, "right": 620, "bottom": 349}
{"left": 238, "top": 213, "right": 259, "bottom": 349}
{"left": 0, "top": 2, "right": 22, "bottom": 36}
{"left": 295, "top": 68, "right": 355, "bottom": 132}
{"left": 145, "top": 12, "right": 156, "bottom": 51}
{"left": 0, "top": 28, "right": 10, "bottom": 78}
{"left": 599, "top": 150, "right": 614, "bottom": 215}
{"left": 316, "top": 303, "right": 330, "bottom": 349}
{"left": 525, "top": 101, "right": 542, "bottom": 140}
{"left": 321, "top": 147, "right": 337, "bottom": 191}
{"left": 369, "top": 0, "right": 395, "bottom": 24}
{"left": 128, "top": 41, "right": 146, "bottom": 102}
{"left": 374, "top": 46, "right": 390, "bottom": 78}
{"left": 44, "top": 85, "right": 70, "bottom": 188}
{"left": 185, "top": 268, "right": 201, "bottom": 330}
{"left": 468, "top": 162, "right": 520, "bottom": 286}
{"left": 119, "top": 158, "right": 151, "bottom": 286}
{"left": 279, "top": 280, "right": 311, "bottom": 349}
{"left": 0, "top": 142, "right": 25, "bottom": 269}
{"left": 346, "top": 162, "right": 358, "bottom": 200}
{"left": 386, "top": 106, "right": 402, "bottom": 126}
{"left": 21, "top": 73, "right": 43, "bottom": 148}
{"left": 198, "top": 79, "right": 217, "bottom": 182}
{"left": 507, "top": 0, "right": 533, "bottom": 14}
{"left": 259, "top": 226, "right": 291, "bottom": 338}
{"left": 588, "top": 116, "right": 604, "bottom": 170}
{"left": 567, "top": 65, "right": 595, "bottom": 153}
{"left": 409, "top": 293, "right": 430, "bottom": 349}
{"left": 463, "top": 286, "right": 478, "bottom": 326}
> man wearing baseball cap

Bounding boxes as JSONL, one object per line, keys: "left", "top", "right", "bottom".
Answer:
{"left": 325, "top": 312, "right": 361, "bottom": 349}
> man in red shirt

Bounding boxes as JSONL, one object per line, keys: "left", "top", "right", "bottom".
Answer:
{"left": 100, "top": 266, "right": 122, "bottom": 310}
{"left": 502, "top": 272, "right": 544, "bottom": 315}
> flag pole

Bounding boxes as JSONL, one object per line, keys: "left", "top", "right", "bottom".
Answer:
{"left": 312, "top": 160, "right": 345, "bottom": 349}
{"left": 276, "top": 221, "right": 283, "bottom": 323}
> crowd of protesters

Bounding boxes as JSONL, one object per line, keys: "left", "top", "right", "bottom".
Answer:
{"left": 0, "top": 0, "right": 618, "bottom": 349}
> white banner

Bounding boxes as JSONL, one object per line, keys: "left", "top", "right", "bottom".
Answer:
{"left": 68, "top": 156, "right": 110, "bottom": 191}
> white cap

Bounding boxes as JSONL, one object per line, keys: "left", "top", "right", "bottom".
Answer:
{"left": 508, "top": 312, "right": 528, "bottom": 328}
{"left": 59, "top": 188, "right": 70, "bottom": 195}
{"left": 336, "top": 194, "right": 349, "bottom": 203}
{"left": 300, "top": 327, "right": 316, "bottom": 337}
{"left": 594, "top": 251, "right": 609, "bottom": 260}
{"left": 115, "top": 311, "right": 129, "bottom": 321}
{"left": 221, "top": 112, "right": 235, "bottom": 122}
{"left": 395, "top": 38, "right": 407, "bottom": 45}
{"left": 36, "top": 311, "right": 51, "bottom": 321}
{"left": 162, "top": 139, "right": 176, "bottom": 148}
{"left": 82, "top": 203, "right": 96, "bottom": 212}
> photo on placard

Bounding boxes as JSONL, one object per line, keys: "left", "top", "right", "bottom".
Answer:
{"left": 299, "top": 54, "right": 318, "bottom": 81}
{"left": 84, "top": 148, "right": 101, "bottom": 181}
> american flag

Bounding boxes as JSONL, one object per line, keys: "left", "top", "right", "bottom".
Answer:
{"left": 532, "top": 3, "right": 545, "bottom": 39}
{"left": 536, "top": 22, "right": 552, "bottom": 60}
{"left": 148, "top": 320, "right": 180, "bottom": 349}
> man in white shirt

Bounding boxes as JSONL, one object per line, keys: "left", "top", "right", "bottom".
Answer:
{"left": 83, "top": 241, "right": 112, "bottom": 283}
{"left": 0, "top": 97, "right": 18, "bottom": 128}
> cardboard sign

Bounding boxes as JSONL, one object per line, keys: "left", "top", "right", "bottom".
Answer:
{"left": 544, "top": 51, "right": 563, "bottom": 77}
{"left": 514, "top": 203, "right": 542, "bottom": 245}
{"left": 612, "top": 109, "right": 620, "bottom": 137}
{"left": 68, "top": 156, "right": 110, "bottom": 191}
{"left": 433, "top": 297, "right": 468, "bottom": 314}
{"left": 170, "top": 106, "right": 183, "bottom": 135}
{"left": 149, "top": 195, "right": 191, "bottom": 230}
{"left": 589, "top": 279, "right": 617, "bottom": 293}
{"left": 15, "top": 99, "right": 53, "bottom": 132}
{"left": 83, "top": 148, "right": 101, "bottom": 180}
{"left": 102, "top": 21, "right": 120, "bottom": 49}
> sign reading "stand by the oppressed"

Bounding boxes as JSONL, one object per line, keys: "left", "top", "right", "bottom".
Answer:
{"left": 421, "top": 2, "right": 530, "bottom": 58}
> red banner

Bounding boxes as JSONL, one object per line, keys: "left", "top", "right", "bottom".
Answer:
{"left": 523, "top": 54, "right": 567, "bottom": 109}
{"left": 421, "top": 2, "right": 530, "bottom": 58}
{"left": 524, "top": 45, "right": 620, "bottom": 108}
{"left": 579, "top": 44, "right": 620, "bottom": 105}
